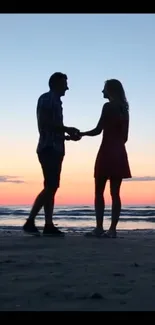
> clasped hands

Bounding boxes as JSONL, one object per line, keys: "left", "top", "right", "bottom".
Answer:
{"left": 65, "top": 127, "right": 83, "bottom": 142}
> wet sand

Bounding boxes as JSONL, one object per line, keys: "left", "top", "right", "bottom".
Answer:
{"left": 1, "top": 229, "right": 155, "bottom": 311}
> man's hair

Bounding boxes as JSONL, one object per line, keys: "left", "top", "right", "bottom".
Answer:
{"left": 48, "top": 72, "right": 67, "bottom": 90}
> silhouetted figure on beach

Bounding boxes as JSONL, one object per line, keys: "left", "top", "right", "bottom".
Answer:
{"left": 80, "top": 79, "right": 131, "bottom": 238}
{"left": 23, "top": 72, "right": 80, "bottom": 236}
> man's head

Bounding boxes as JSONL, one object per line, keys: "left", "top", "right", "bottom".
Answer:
{"left": 48, "top": 72, "right": 69, "bottom": 97}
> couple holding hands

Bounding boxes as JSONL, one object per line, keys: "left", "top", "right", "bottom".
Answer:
{"left": 23, "top": 72, "right": 131, "bottom": 238}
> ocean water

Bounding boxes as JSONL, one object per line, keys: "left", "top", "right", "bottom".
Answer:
{"left": 0, "top": 204, "right": 155, "bottom": 233}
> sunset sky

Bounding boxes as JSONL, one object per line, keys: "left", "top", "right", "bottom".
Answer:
{"left": 0, "top": 14, "right": 155, "bottom": 206}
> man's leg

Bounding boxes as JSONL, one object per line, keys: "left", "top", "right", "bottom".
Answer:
{"left": 28, "top": 190, "right": 45, "bottom": 222}
{"left": 23, "top": 189, "right": 45, "bottom": 234}
{"left": 42, "top": 149, "right": 64, "bottom": 236}
{"left": 43, "top": 188, "right": 64, "bottom": 235}
{"left": 44, "top": 192, "right": 55, "bottom": 226}
{"left": 23, "top": 148, "right": 64, "bottom": 235}
{"left": 23, "top": 150, "right": 48, "bottom": 234}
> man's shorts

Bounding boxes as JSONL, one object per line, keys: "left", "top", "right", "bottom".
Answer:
{"left": 38, "top": 147, "right": 64, "bottom": 189}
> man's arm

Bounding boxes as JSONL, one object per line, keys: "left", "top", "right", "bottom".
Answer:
{"left": 64, "top": 134, "right": 81, "bottom": 141}
{"left": 37, "top": 97, "right": 79, "bottom": 136}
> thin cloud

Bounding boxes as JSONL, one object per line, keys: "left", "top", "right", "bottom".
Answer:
{"left": 0, "top": 175, "right": 25, "bottom": 184}
{"left": 0, "top": 175, "right": 155, "bottom": 184}
{"left": 124, "top": 176, "right": 155, "bottom": 182}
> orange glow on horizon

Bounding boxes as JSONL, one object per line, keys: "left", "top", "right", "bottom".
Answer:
{"left": 0, "top": 179, "right": 154, "bottom": 206}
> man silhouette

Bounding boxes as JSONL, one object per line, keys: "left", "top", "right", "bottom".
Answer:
{"left": 23, "top": 72, "right": 80, "bottom": 236}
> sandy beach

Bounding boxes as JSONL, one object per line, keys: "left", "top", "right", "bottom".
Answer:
{"left": 1, "top": 229, "right": 155, "bottom": 311}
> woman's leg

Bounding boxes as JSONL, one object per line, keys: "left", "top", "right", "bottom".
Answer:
{"left": 109, "top": 177, "right": 122, "bottom": 232}
{"left": 95, "top": 177, "right": 108, "bottom": 229}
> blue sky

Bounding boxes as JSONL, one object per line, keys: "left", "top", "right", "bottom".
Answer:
{"left": 0, "top": 14, "right": 155, "bottom": 190}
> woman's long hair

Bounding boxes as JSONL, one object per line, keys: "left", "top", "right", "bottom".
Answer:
{"left": 105, "top": 79, "right": 129, "bottom": 113}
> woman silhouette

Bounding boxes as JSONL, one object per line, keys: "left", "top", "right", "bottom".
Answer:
{"left": 80, "top": 79, "right": 132, "bottom": 238}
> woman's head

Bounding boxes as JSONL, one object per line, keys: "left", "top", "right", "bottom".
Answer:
{"left": 103, "top": 79, "right": 129, "bottom": 111}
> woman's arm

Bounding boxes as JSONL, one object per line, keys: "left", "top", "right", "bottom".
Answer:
{"left": 122, "top": 114, "right": 129, "bottom": 143}
{"left": 80, "top": 103, "right": 108, "bottom": 137}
